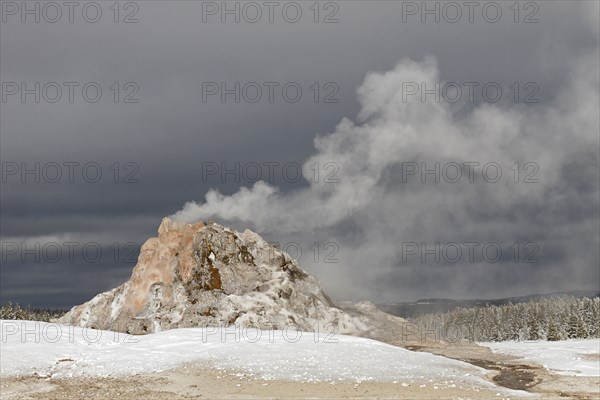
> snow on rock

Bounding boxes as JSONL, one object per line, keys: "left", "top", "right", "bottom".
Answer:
{"left": 56, "top": 218, "right": 373, "bottom": 335}
{"left": 481, "top": 339, "right": 600, "bottom": 377}
{"left": 1, "top": 320, "right": 524, "bottom": 397}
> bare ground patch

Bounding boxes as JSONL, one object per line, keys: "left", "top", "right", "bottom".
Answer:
{"left": 580, "top": 353, "right": 600, "bottom": 362}
{"left": 0, "top": 363, "right": 529, "bottom": 400}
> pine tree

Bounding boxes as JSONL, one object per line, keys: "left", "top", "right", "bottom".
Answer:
{"left": 547, "top": 321, "right": 561, "bottom": 341}
{"left": 528, "top": 315, "right": 541, "bottom": 340}
{"left": 567, "top": 315, "right": 579, "bottom": 339}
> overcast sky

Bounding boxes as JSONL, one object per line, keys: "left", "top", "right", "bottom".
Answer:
{"left": 1, "top": 1, "right": 599, "bottom": 308}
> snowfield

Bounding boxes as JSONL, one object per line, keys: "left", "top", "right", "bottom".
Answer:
{"left": 1, "top": 320, "right": 525, "bottom": 396}
{"left": 5, "top": 321, "right": 597, "bottom": 397}
{"left": 481, "top": 339, "right": 600, "bottom": 377}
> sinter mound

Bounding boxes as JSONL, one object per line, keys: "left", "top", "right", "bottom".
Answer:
{"left": 58, "top": 218, "right": 398, "bottom": 336}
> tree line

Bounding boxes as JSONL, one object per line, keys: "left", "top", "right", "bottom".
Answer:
{"left": 411, "top": 295, "right": 600, "bottom": 342}
{"left": 0, "top": 302, "right": 67, "bottom": 322}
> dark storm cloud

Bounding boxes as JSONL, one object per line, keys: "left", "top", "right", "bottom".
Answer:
{"left": 1, "top": 1, "right": 598, "bottom": 307}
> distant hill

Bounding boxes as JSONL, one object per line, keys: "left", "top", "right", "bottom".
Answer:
{"left": 377, "top": 290, "right": 600, "bottom": 318}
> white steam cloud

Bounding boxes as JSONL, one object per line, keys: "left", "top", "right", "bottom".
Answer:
{"left": 173, "top": 12, "right": 599, "bottom": 301}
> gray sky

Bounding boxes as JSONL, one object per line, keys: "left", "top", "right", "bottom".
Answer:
{"left": 1, "top": 1, "right": 599, "bottom": 308}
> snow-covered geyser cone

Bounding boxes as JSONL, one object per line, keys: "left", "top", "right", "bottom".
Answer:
{"left": 57, "top": 218, "right": 372, "bottom": 335}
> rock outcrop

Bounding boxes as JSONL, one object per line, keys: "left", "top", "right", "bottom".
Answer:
{"left": 57, "top": 218, "right": 375, "bottom": 335}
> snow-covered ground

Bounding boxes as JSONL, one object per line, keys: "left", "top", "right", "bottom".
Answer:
{"left": 1, "top": 320, "right": 523, "bottom": 396}
{"left": 481, "top": 339, "right": 600, "bottom": 377}
{"left": 7, "top": 321, "right": 596, "bottom": 395}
